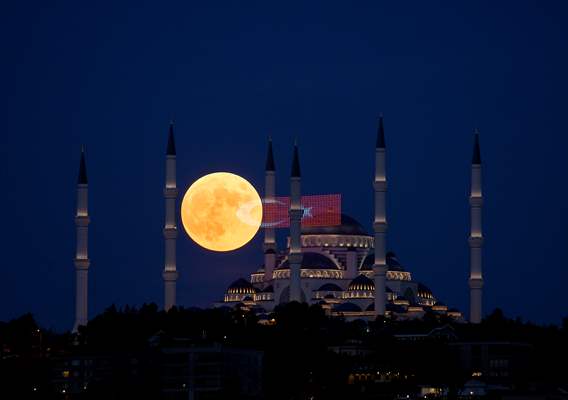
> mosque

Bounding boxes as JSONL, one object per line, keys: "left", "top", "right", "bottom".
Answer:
{"left": 71, "top": 117, "right": 484, "bottom": 331}
{"left": 217, "top": 117, "right": 484, "bottom": 322}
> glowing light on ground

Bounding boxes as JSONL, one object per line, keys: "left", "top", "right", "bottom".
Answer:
{"left": 181, "top": 172, "right": 262, "bottom": 252}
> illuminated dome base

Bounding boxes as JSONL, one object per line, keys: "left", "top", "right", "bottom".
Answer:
{"left": 215, "top": 213, "right": 463, "bottom": 322}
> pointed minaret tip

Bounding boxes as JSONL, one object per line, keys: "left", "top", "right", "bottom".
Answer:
{"left": 78, "top": 146, "right": 88, "bottom": 184}
{"left": 376, "top": 115, "right": 386, "bottom": 149}
{"left": 265, "top": 136, "right": 276, "bottom": 172}
{"left": 291, "top": 141, "right": 301, "bottom": 178}
{"left": 472, "top": 129, "right": 481, "bottom": 165}
{"left": 166, "top": 121, "right": 176, "bottom": 156}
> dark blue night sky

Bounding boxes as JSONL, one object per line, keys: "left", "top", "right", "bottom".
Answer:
{"left": 1, "top": 1, "right": 567, "bottom": 330}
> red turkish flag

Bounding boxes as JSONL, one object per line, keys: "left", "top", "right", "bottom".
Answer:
{"left": 261, "top": 194, "right": 341, "bottom": 228}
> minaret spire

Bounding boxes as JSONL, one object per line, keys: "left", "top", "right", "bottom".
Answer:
{"left": 166, "top": 120, "right": 176, "bottom": 156}
{"left": 73, "top": 147, "right": 90, "bottom": 332}
{"left": 288, "top": 140, "right": 303, "bottom": 302}
{"left": 78, "top": 147, "right": 88, "bottom": 184}
{"left": 163, "top": 121, "right": 179, "bottom": 310}
{"left": 373, "top": 115, "right": 388, "bottom": 317}
{"left": 291, "top": 139, "right": 301, "bottom": 178}
{"left": 468, "top": 129, "right": 484, "bottom": 323}
{"left": 263, "top": 137, "right": 277, "bottom": 284}
{"left": 376, "top": 113, "right": 386, "bottom": 149}
{"left": 472, "top": 128, "right": 481, "bottom": 164}
{"left": 265, "top": 136, "right": 275, "bottom": 172}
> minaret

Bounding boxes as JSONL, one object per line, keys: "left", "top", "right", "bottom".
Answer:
{"left": 345, "top": 247, "right": 358, "bottom": 280}
{"left": 162, "top": 122, "right": 179, "bottom": 311}
{"left": 288, "top": 141, "right": 303, "bottom": 302}
{"left": 468, "top": 130, "right": 483, "bottom": 323}
{"left": 73, "top": 147, "right": 90, "bottom": 332}
{"left": 373, "top": 116, "right": 388, "bottom": 317}
{"left": 263, "top": 138, "right": 277, "bottom": 284}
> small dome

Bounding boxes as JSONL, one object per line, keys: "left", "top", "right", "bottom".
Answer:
{"left": 348, "top": 275, "right": 375, "bottom": 291}
{"left": 334, "top": 302, "right": 362, "bottom": 312}
{"left": 227, "top": 278, "right": 257, "bottom": 294}
{"left": 317, "top": 283, "right": 343, "bottom": 292}
{"left": 366, "top": 303, "right": 375, "bottom": 311}
{"left": 417, "top": 283, "right": 433, "bottom": 297}
{"left": 301, "top": 214, "right": 368, "bottom": 236}
{"left": 360, "top": 251, "right": 405, "bottom": 272}
{"left": 277, "top": 252, "right": 339, "bottom": 270}
{"left": 243, "top": 295, "right": 253, "bottom": 302}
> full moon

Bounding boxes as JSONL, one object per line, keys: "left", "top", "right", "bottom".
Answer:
{"left": 181, "top": 172, "right": 263, "bottom": 252}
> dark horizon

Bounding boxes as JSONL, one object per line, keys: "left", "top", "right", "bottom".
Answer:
{"left": 1, "top": 1, "right": 567, "bottom": 330}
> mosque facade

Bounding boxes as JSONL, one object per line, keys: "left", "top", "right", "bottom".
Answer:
{"left": 217, "top": 117, "right": 484, "bottom": 322}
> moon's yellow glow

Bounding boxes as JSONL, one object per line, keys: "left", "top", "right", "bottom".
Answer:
{"left": 181, "top": 172, "right": 263, "bottom": 252}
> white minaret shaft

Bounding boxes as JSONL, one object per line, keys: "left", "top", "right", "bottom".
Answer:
{"left": 73, "top": 148, "right": 90, "bottom": 332}
{"left": 469, "top": 130, "right": 483, "bottom": 323}
{"left": 264, "top": 138, "right": 277, "bottom": 284}
{"left": 163, "top": 122, "right": 178, "bottom": 310}
{"left": 373, "top": 116, "right": 388, "bottom": 317}
{"left": 288, "top": 142, "right": 303, "bottom": 302}
{"left": 346, "top": 247, "right": 358, "bottom": 280}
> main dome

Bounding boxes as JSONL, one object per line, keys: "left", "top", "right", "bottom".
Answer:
{"left": 301, "top": 214, "right": 368, "bottom": 236}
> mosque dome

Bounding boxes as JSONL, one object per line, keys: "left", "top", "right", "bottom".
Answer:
{"left": 301, "top": 214, "right": 368, "bottom": 236}
{"left": 317, "top": 283, "right": 343, "bottom": 292}
{"left": 348, "top": 274, "right": 375, "bottom": 291}
{"left": 334, "top": 302, "right": 362, "bottom": 312}
{"left": 227, "top": 278, "right": 257, "bottom": 295}
{"left": 417, "top": 283, "right": 434, "bottom": 299}
{"left": 360, "top": 251, "right": 405, "bottom": 272}
{"left": 277, "top": 252, "right": 339, "bottom": 270}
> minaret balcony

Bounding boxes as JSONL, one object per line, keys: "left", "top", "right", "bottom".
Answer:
{"left": 163, "top": 227, "right": 178, "bottom": 239}
{"left": 164, "top": 187, "right": 178, "bottom": 198}
{"left": 373, "top": 180, "right": 387, "bottom": 191}
{"left": 469, "top": 196, "right": 483, "bottom": 206}
{"left": 373, "top": 221, "right": 388, "bottom": 233}
{"left": 162, "top": 270, "right": 178, "bottom": 281}
{"left": 468, "top": 237, "right": 484, "bottom": 247}
{"left": 75, "top": 216, "right": 90, "bottom": 226}
{"left": 468, "top": 278, "right": 484, "bottom": 289}
{"left": 74, "top": 258, "right": 90, "bottom": 269}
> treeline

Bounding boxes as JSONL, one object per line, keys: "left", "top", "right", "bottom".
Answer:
{"left": 1, "top": 305, "right": 567, "bottom": 398}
